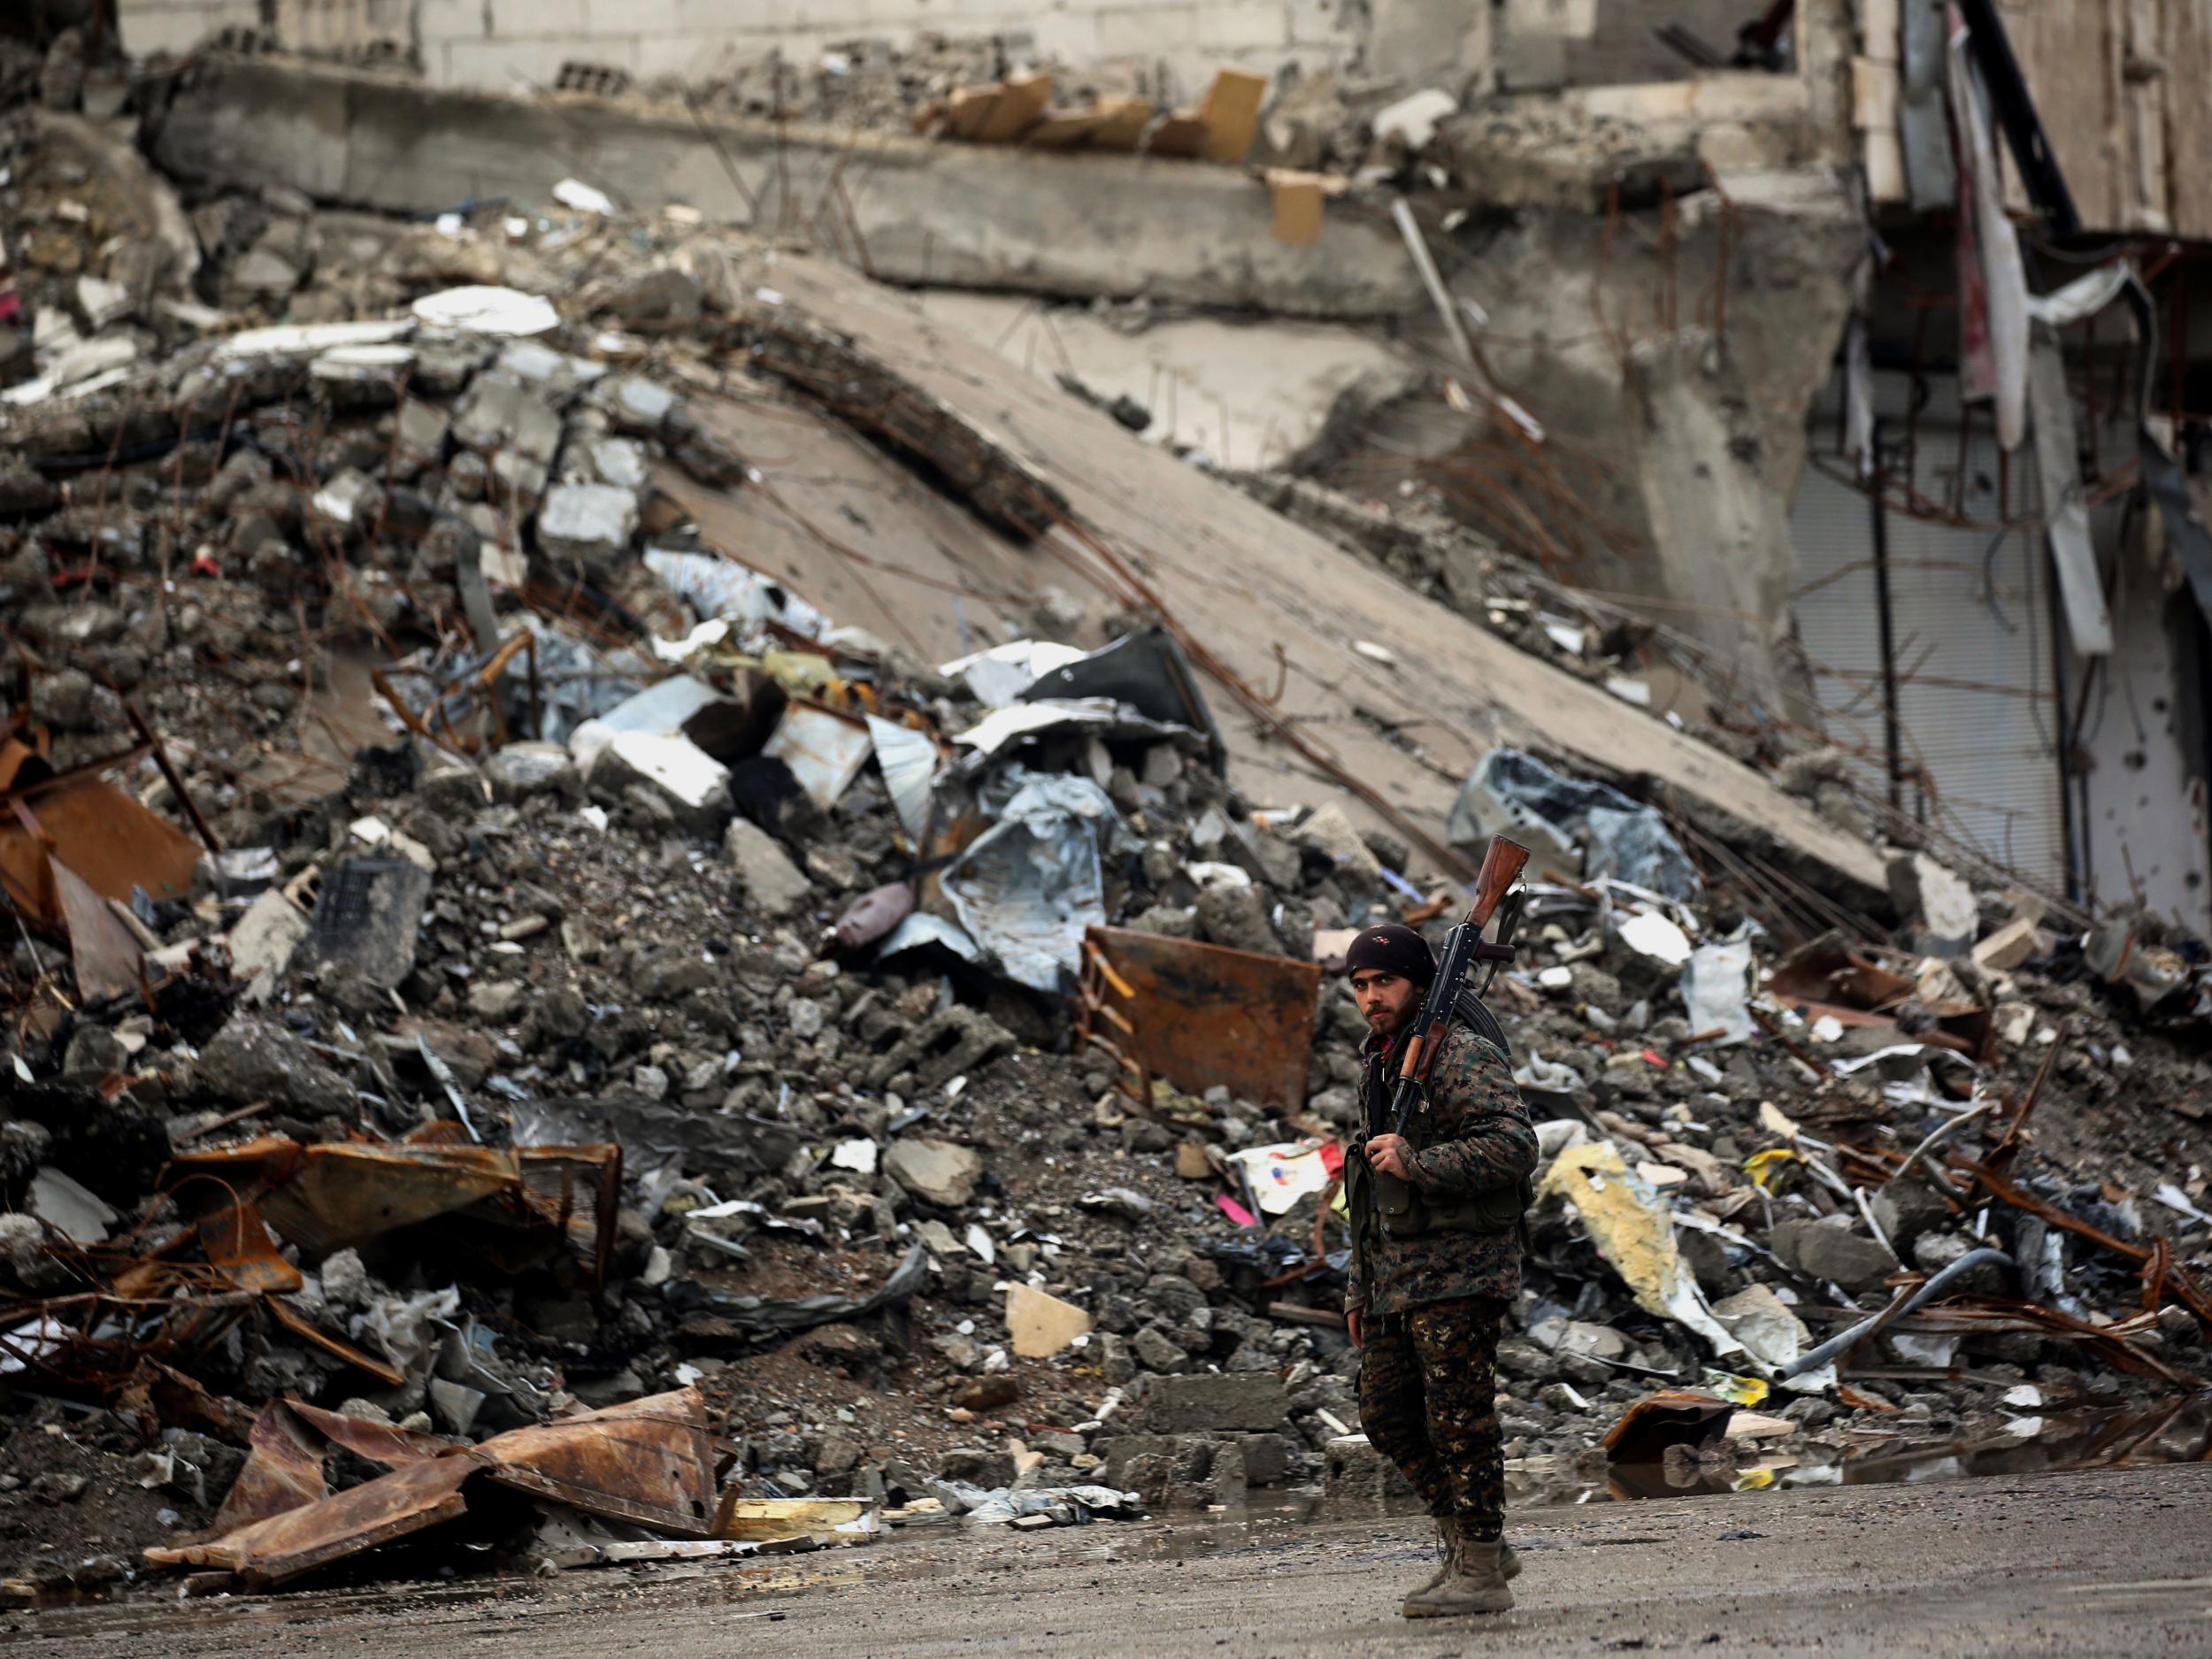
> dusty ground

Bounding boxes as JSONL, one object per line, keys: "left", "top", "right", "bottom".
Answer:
{"left": 13, "top": 1463, "right": 2212, "bottom": 1657}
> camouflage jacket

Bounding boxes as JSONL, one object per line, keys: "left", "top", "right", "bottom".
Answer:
{"left": 1343, "top": 1020, "right": 1537, "bottom": 1318}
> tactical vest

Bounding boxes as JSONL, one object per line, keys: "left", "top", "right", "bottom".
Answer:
{"left": 1349, "top": 989, "right": 1534, "bottom": 1240}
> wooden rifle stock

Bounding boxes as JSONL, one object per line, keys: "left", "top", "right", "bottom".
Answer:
{"left": 1394, "top": 835, "right": 1530, "bottom": 1086}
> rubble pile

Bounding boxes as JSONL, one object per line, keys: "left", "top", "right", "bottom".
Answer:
{"left": 0, "top": 111, "right": 2208, "bottom": 1605}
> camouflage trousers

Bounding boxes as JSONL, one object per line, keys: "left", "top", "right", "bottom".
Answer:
{"left": 1356, "top": 1295, "right": 1507, "bottom": 1540}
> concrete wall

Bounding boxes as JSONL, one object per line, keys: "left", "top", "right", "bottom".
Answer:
{"left": 118, "top": 0, "right": 259, "bottom": 56}
{"left": 146, "top": 56, "right": 1425, "bottom": 318}
{"left": 116, "top": 0, "right": 1784, "bottom": 98}
{"left": 118, "top": 0, "right": 1370, "bottom": 100}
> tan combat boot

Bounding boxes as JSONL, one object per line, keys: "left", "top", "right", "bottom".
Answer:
{"left": 1402, "top": 1530, "right": 1515, "bottom": 1617}
{"left": 1411, "top": 1517, "right": 1457, "bottom": 1595}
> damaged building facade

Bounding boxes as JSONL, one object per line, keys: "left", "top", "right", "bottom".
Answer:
{"left": 100, "top": 0, "right": 2212, "bottom": 935}
{"left": 0, "top": 0, "right": 2210, "bottom": 1615}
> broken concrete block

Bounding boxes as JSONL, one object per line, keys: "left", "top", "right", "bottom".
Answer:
{"left": 293, "top": 855, "right": 434, "bottom": 989}
{"left": 483, "top": 741, "right": 578, "bottom": 802}
{"left": 884, "top": 1137, "right": 984, "bottom": 1208}
{"left": 228, "top": 887, "right": 310, "bottom": 1006}
{"left": 1224, "top": 816, "right": 1299, "bottom": 890}
{"left": 724, "top": 817, "right": 812, "bottom": 918}
{"left": 396, "top": 397, "right": 450, "bottom": 465}
{"left": 1971, "top": 916, "right": 2040, "bottom": 972}
{"left": 310, "top": 468, "right": 383, "bottom": 528}
{"left": 587, "top": 435, "right": 648, "bottom": 491}
{"left": 1006, "top": 1284, "right": 1092, "bottom": 1358}
{"left": 1888, "top": 851, "right": 1978, "bottom": 957}
{"left": 1371, "top": 87, "right": 1456, "bottom": 153}
{"left": 467, "top": 979, "right": 526, "bottom": 1022}
{"left": 1769, "top": 1217, "right": 1894, "bottom": 1294}
{"left": 1140, "top": 1372, "right": 1289, "bottom": 1432}
{"left": 1292, "top": 802, "right": 1386, "bottom": 891}
{"left": 587, "top": 732, "right": 733, "bottom": 836}
{"left": 595, "top": 373, "right": 677, "bottom": 434}
{"left": 451, "top": 372, "right": 561, "bottom": 463}
{"left": 27, "top": 1167, "right": 119, "bottom": 1244}
{"left": 596, "top": 672, "right": 781, "bottom": 763}
{"left": 195, "top": 1015, "right": 356, "bottom": 1115}
{"left": 536, "top": 480, "right": 639, "bottom": 571}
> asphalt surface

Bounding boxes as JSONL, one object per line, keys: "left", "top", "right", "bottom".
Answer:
{"left": 14, "top": 1462, "right": 2212, "bottom": 1658}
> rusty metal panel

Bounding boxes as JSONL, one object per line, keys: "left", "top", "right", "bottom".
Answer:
{"left": 265, "top": 1295, "right": 406, "bottom": 1386}
{"left": 1081, "top": 926, "right": 1320, "bottom": 1109}
{"left": 288, "top": 1399, "right": 450, "bottom": 1468}
{"left": 148, "top": 1455, "right": 476, "bottom": 1586}
{"left": 169, "top": 1137, "right": 623, "bottom": 1288}
{"left": 208, "top": 1402, "right": 328, "bottom": 1538}
{"left": 473, "top": 1387, "right": 717, "bottom": 1537}
{"left": 51, "top": 856, "right": 143, "bottom": 1002}
{"left": 194, "top": 1199, "right": 303, "bottom": 1296}
{"left": 0, "top": 778, "right": 202, "bottom": 926}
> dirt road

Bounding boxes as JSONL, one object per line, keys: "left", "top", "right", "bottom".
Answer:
{"left": 16, "top": 1463, "right": 2212, "bottom": 1658}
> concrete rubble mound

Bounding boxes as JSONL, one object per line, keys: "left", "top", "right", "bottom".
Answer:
{"left": 0, "top": 73, "right": 2206, "bottom": 1609}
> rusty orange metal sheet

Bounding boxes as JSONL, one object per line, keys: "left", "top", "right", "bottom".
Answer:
{"left": 208, "top": 1402, "right": 328, "bottom": 1538}
{"left": 196, "top": 1200, "right": 303, "bottom": 1297}
{"left": 51, "top": 856, "right": 144, "bottom": 1002}
{"left": 288, "top": 1399, "right": 450, "bottom": 1468}
{"left": 473, "top": 1387, "right": 716, "bottom": 1536}
{"left": 1082, "top": 926, "right": 1319, "bottom": 1108}
{"left": 169, "top": 1138, "right": 621, "bottom": 1285}
{"left": 149, "top": 1453, "right": 476, "bottom": 1586}
{"left": 265, "top": 1295, "right": 406, "bottom": 1387}
{"left": 0, "top": 777, "right": 201, "bottom": 926}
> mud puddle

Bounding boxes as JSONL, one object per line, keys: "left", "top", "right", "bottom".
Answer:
{"left": 1512, "top": 1397, "right": 2212, "bottom": 1506}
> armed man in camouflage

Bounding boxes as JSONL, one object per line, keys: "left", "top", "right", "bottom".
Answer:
{"left": 1340, "top": 922, "right": 1538, "bottom": 1618}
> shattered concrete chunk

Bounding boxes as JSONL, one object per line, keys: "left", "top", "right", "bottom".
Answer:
{"left": 723, "top": 818, "right": 812, "bottom": 918}
{"left": 451, "top": 372, "right": 562, "bottom": 463}
{"left": 884, "top": 1137, "right": 984, "bottom": 1207}
{"left": 1768, "top": 1217, "right": 1894, "bottom": 1295}
{"left": 1141, "top": 1373, "right": 1288, "bottom": 1432}
{"left": 294, "top": 856, "right": 434, "bottom": 989}
{"left": 536, "top": 480, "right": 639, "bottom": 571}
{"left": 1888, "top": 851, "right": 1979, "bottom": 958}
{"left": 194, "top": 1016, "right": 356, "bottom": 1116}
{"left": 585, "top": 732, "right": 733, "bottom": 835}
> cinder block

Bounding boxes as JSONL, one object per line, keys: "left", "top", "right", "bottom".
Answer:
{"left": 1193, "top": 0, "right": 1292, "bottom": 54}
{"left": 489, "top": 0, "right": 587, "bottom": 39}
{"left": 1026, "top": 12, "right": 1102, "bottom": 59}
{"left": 674, "top": 0, "right": 818, "bottom": 31}
{"left": 441, "top": 32, "right": 637, "bottom": 89}
{"left": 1092, "top": 1, "right": 1204, "bottom": 58}
{"left": 631, "top": 27, "right": 757, "bottom": 78}
{"left": 586, "top": 0, "right": 680, "bottom": 36}
{"left": 416, "top": 0, "right": 488, "bottom": 45}
{"left": 120, "top": 2, "right": 259, "bottom": 55}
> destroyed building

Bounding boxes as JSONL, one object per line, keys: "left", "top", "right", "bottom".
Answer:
{"left": 0, "top": 0, "right": 2208, "bottom": 1609}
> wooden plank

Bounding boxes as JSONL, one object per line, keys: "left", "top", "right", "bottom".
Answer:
{"left": 942, "top": 85, "right": 999, "bottom": 142}
{"left": 976, "top": 71, "right": 1052, "bottom": 143}
{"left": 1267, "top": 168, "right": 1325, "bottom": 244}
{"left": 1088, "top": 94, "right": 1154, "bottom": 150}
{"left": 1147, "top": 111, "right": 1209, "bottom": 158}
{"left": 1025, "top": 108, "right": 1105, "bottom": 150}
{"left": 1197, "top": 67, "right": 1270, "bottom": 164}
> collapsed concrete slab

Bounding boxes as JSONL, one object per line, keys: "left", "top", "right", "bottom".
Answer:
{"left": 677, "top": 252, "right": 1890, "bottom": 906}
{"left": 143, "top": 56, "right": 1423, "bottom": 319}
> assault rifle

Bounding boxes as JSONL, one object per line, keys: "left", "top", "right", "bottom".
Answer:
{"left": 1385, "top": 836, "right": 1530, "bottom": 1138}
